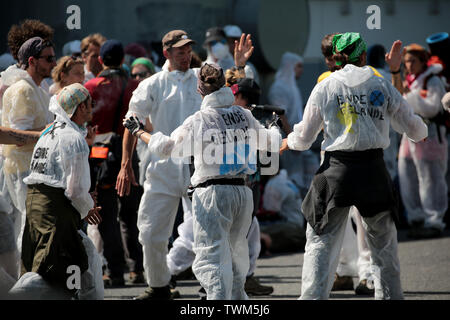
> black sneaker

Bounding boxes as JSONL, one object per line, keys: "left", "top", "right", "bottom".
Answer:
{"left": 416, "top": 227, "right": 442, "bottom": 239}
{"left": 355, "top": 279, "right": 375, "bottom": 296}
{"left": 331, "top": 274, "right": 354, "bottom": 291}
{"left": 198, "top": 287, "right": 207, "bottom": 300}
{"left": 134, "top": 286, "right": 173, "bottom": 300}
{"left": 245, "top": 275, "right": 274, "bottom": 296}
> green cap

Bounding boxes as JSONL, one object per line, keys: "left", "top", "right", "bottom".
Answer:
{"left": 332, "top": 32, "right": 367, "bottom": 66}
{"left": 131, "top": 57, "right": 156, "bottom": 74}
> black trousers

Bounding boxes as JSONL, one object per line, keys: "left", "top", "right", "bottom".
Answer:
{"left": 119, "top": 185, "right": 144, "bottom": 273}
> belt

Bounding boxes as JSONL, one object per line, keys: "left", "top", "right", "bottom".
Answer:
{"left": 194, "top": 178, "right": 245, "bottom": 189}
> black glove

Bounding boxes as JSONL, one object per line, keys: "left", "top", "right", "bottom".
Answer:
{"left": 123, "top": 116, "right": 144, "bottom": 136}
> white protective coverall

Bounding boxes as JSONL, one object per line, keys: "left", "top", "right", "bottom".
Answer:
{"left": 146, "top": 86, "right": 281, "bottom": 299}
{"left": 125, "top": 65, "right": 202, "bottom": 288}
{"left": 399, "top": 64, "right": 448, "bottom": 230}
{"left": 22, "top": 98, "right": 103, "bottom": 299}
{"left": 287, "top": 64, "right": 428, "bottom": 300}
{"left": 1, "top": 65, "right": 53, "bottom": 253}
{"left": 268, "top": 52, "right": 319, "bottom": 195}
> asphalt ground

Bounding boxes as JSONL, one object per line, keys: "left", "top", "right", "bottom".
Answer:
{"left": 104, "top": 228, "right": 450, "bottom": 301}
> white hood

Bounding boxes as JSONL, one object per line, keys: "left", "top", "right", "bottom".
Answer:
{"left": 201, "top": 86, "right": 235, "bottom": 110}
{"left": 48, "top": 96, "right": 86, "bottom": 136}
{"left": 330, "top": 64, "right": 374, "bottom": 88}
{"left": 0, "top": 64, "right": 30, "bottom": 86}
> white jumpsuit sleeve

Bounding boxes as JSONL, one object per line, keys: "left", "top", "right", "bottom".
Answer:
{"left": 147, "top": 115, "right": 195, "bottom": 159}
{"left": 63, "top": 142, "right": 94, "bottom": 219}
{"left": 125, "top": 77, "right": 154, "bottom": 123}
{"left": 286, "top": 87, "right": 324, "bottom": 151}
{"left": 403, "top": 76, "right": 446, "bottom": 119}
{"left": 388, "top": 85, "right": 428, "bottom": 142}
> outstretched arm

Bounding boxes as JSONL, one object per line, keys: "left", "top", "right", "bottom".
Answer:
{"left": 0, "top": 126, "right": 42, "bottom": 145}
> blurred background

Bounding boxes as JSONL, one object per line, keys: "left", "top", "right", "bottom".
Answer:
{"left": 0, "top": 0, "right": 449, "bottom": 102}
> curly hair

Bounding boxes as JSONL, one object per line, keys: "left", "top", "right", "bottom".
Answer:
{"left": 7, "top": 19, "right": 54, "bottom": 60}
{"left": 51, "top": 56, "right": 84, "bottom": 84}
{"left": 225, "top": 66, "right": 245, "bottom": 87}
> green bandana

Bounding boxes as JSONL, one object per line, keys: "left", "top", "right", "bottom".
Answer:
{"left": 131, "top": 57, "right": 156, "bottom": 74}
{"left": 332, "top": 32, "right": 367, "bottom": 66}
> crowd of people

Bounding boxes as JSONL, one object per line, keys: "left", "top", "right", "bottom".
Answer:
{"left": 0, "top": 18, "right": 449, "bottom": 300}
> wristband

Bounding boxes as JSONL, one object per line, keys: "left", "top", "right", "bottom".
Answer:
{"left": 136, "top": 130, "right": 144, "bottom": 139}
{"left": 236, "top": 65, "right": 245, "bottom": 70}
{"left": 390, "top": 68, "right": 401, "bottom": 74}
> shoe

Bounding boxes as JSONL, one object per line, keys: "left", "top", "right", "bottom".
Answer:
{"left": 245, "top": 275, "right": 274, "bottom": 296}
{"left": 355, "top": 279, "right": 375, "bottom": 296}
{"left": 174, "top": 267, "right": 196, "bottom": 281}
{"left": 103, "top": 274, "right": 111, "bottom": 287}
{"left": 134, "top": 286, "right": 173, "bottom": 300}
{"left": 198, "top": 287, "right": 207, "bottom": 300}
{"left": 171, "top": 289, "right": 181, "bottom": 299}
{"left": 331, "top": 274, "right": 354, "bottom": 291}
{"left": 415, "top": 227, "right": 442, "bottom": 239}
{"left": 407, "top": 220, "right": 424, "bottom": 239}
{"left": 129, "top": 271, "right": 145, "bottom": 284}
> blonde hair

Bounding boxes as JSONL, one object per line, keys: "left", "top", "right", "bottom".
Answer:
{"left": 81, "top": 33, "right": 106, "bottom": 54}
{"left": 51, "top": 56, "right": 84, "bottom": 84}
{"left": 225, "top": 66, "right": 245, "bottom": 87}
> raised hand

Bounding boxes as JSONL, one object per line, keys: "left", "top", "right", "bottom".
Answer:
{"left": 234, "top": 33, "right": 254, "bottom": 68}
{"left": 385, "top": 40, "right": 405, "bottom": 72}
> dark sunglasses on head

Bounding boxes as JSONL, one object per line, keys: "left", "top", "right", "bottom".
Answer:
{"left": 37, "top": 55, "right": 57, "bottom": 63}
{"left": 131, "top": 71, "right": 149, "bottom": 79}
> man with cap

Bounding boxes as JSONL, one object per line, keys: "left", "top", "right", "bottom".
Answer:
{"left": 84, "top": 39, "right": 143, "bottom": 287}
{"left": 280, "top": 32, "right": 428, "bottom": 299}
{"left": 116, "top": 29, "right": 254, "bottom": 300}
{"left": 1, "top": 37, "right": 56, "bottom": 255}
{"left": 123, "top": 62, "right": 281, "bottom": 300}
{"left": 21, "top": 83, "right": 102, "bottom": 298}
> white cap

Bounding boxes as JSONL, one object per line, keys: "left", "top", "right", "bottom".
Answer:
{"left": 62, "top": 40, "right": 81, "bottom": 56}
{"left": 223, "top": 25, "right": 242, "bottom": 39}
{"left": 0, "top": 53, "right": 16, "bottom": 71}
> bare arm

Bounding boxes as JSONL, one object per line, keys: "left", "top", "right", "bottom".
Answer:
{"left": 115, "top": 128, "right": 138, "bottom": 197}
{"left": 0, "top": 126, "right": 41, "bottom": 145}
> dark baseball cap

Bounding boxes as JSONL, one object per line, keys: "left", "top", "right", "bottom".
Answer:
{"left": 203, "top": 27, "right": 226, "bottom": 46}
{"left": 162, "top": 30, "right": 195, "bottom": 50}
{"left": 100, "top": 39, "right": 124, "bottom": 66}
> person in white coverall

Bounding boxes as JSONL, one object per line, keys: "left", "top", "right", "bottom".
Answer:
{"left": 280, "top": 32, "right": 428, "bottom": 300}
{"left": 166, "top": 77, "right": 274, "bottom": 297}
{"left": 124, "top": 62, "right": 281, "bottom": 300}
{"left": 116, "top": 30, "right": 255, "bottom": 300}
{"left": 16, "top": 83, "right": 103, "bottom": 299}
{"left": 1, "top": 37, "right": 55, "bottom": 257}
{"left": 398, "top": 44, "right": 448, "bottom": 239}
{"left": 268, "top": 52, "right": 319, "bottom": 197}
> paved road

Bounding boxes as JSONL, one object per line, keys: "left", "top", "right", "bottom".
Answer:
{"left": 105, "top": 228, "right": 450, "bottom": 301}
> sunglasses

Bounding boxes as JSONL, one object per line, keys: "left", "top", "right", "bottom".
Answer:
{"left": 37, "top": 55, "right": 57, "bottom": 63}
{"left": 131, "top": 71, "right": 149, "bottom": 79}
